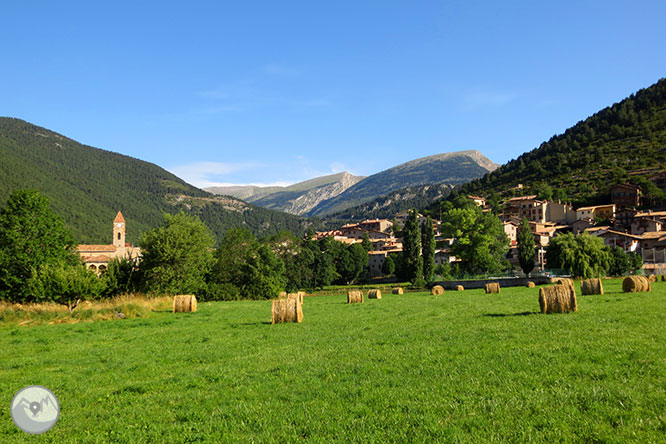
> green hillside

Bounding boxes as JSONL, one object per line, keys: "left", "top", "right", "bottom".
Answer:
{"left": 0, "top": 118, "right": 314, "bottom": 243}
{"left": 458, "top": 78, "right": 666, "bottom": 205}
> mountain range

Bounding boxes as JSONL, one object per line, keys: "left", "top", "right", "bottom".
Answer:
{"left": 207, "top": 150, "right": 498, "bottom": 216}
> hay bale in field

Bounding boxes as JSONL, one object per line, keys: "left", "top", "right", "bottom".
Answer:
{"left": 648, "top": 274, "right": 657, "bottom": 283}
{"left": 392, "top": 287, "right": 404, "bottom": 295}
{"left": 173, "top": 295, "right": 197, "bottom": 313}
{"left": 622, "top": 276, "right": 651, "bottom": 293}
{"left": 538, "top": 285, "right": 577, "bottom": 314}
{"left": 347, "top": 290, "right": 363, "bottom": 304}
{"left": 526, "top": 281, "right": 535, "bottom": 288}
{"left": 556, "top": 278, "right": 575, "bottom": 291}
{"left": 297, "top": 291, "right": 307, "bottom": 301}
{"left": 581, "top": 278, "right": 604, "bottom": 295}
{"left": 431, "top": 285, "right": 444, "bottom": 295}
{"left": 271, "top": 298, "right": 303, "bottom": 324}
{"left": 484, "top": 283, "right": 500, "bottom": 294}
{"left": 456, "top": 285, "right": 464, "bottom": 291}
{"left": 368, "top": 289, "right": 382, "bottom": 299}
{"left": 287, "top": 293, "right": 304, "bottom": 305}
{"left": 278, "top": 291, "right": 287, "bottom": 299}
{"left": 662, "top": 275, "right": 666, "bottom": 282}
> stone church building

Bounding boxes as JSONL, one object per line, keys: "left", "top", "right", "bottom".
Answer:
{"left": 77, "top": 211, "right": 141, "bottom": 272}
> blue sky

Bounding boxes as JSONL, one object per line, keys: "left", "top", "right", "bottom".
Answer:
{"left": 2, "top": 1, "right": 665, "bottom": 188}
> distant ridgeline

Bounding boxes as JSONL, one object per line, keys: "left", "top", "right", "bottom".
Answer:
{"left": 455, "top": 78, "right": 666, "bottom": 207}
{"left": 0, "top": 118, "right": 317, "bottom": 243}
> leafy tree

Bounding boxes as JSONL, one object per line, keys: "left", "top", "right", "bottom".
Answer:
{"left": 310, "top": 238, "right": 339, "bottom": 288}
{"left": 441, "top": 207, "right": 509, "bottom": 274}
{"left": 337, "top": 243, "right": 368, "bottom": 284}
{"left": 102, "top": 257, "right": 141, "bottom": 297}
{"left": 630, "top": 252, "right": 643, "bottom": 271}
{"left": 546, "top": 233, "right": 610, "bottom": 278}
{"left": 140, "top": 211, "right": 215, "bottom": 295}
{"left": 237, "top": 244, "right": 286, "bottom": 299}
{"left": 421, "top": 216, "right": 436, "bottom": 282}
{"left": 534, "top": 183, "right": 553, "bottom": 201}
{"left": 434, "top": 262, "right": 451, "bottom": 279}
{"left": 608, "top": 246, "right": 631, "bottom": 276}
{"left": 209, "top": 228, "right": 287, "bottom": 299}
{"left": 361, "top": 232, "right": 373, "bottom": 252}
{"left": 0, "top": 189, "right": 79, "bottom": 302}
{"left": 381, "top": 255, "right": 395, "bottom": 275}
{"left": 401, "top": 209, "right": 423, "bottom": 284}
{"left": 517, "top": 217, "right": 536, "bottom": 276}
{"left": 27, "top": 262, "right": 104, "bottom": 310}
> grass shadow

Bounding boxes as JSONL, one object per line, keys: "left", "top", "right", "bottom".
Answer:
{"left": 231, "top": 321, "right": 272, "bottom": 326}
{"left": 483, "top": 311, "right": 538, "bottom": 318}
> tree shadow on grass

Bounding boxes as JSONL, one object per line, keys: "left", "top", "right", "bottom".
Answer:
{"left": 482, "top": 311, "right": 539, "bottom": 318}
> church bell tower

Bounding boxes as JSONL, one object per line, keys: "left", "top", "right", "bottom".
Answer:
{"left": 113, "top": 211, "right": 126, "bottom": 250}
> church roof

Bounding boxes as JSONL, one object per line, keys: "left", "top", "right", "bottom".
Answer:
{"left": 77, "top": 244, "right": 116, "bottom": 252}
{"left": 114, "top": 211, "right": 125, "bottom": 223}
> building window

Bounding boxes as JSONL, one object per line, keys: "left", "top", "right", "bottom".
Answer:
{"left": 117, "top": 232, "right": 121, "bottom": 240}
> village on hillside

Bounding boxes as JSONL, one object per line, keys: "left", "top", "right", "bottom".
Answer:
{"left": 314, "top": 179, "right": 666, "bottom": 277}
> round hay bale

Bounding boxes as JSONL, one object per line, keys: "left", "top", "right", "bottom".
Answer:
{"left": 526, "top": 281, "right": 536, "bottom": 288}
{"left": 662, "top": 275, "right": 666, "bottom": 282}
{"left": 556, "top": 278, "right": 575, "bottom": 291}
{"left": 431, "top": 285, "right": 444, "bottom": 295}
{"left": 623, "top": 276, "right": 650, "bottom": 293}
{"left": 287, "top": 293, "right": 304, "bottom": 305}
{"left": 539, "top": 285, "right": 577, "bottom": 314}
{"left": 368, "top": 289, "right": 382, "bottom": 299}
{"left": 456, "top": 285, "right": 464, "bottom": 291}
{"left": 648, "top": 274, "right": 657, "bottom": 283}
{"left": 484, "top": 283, "right": 500, "bottom": 294}
{"left": 581, "top": 278, "right": 604, "bottom": 295}
{"left": 392, "top": 287, "right": 404, "bottom": 295}
{"left": 271, "top": 298, "right": 303, "bottom": 324}
{"left": 278, "top": 291, "right": 287, "bottom": 299}
{"left": 173, "top": 295, "right": 197, "bottom": 313}
{"left": 347, "top": 290, "right": 363, "bottom": 304}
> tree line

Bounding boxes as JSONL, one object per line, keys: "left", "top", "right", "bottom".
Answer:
{"left": 0, "top": 190, "right": 372, "bottom": 306}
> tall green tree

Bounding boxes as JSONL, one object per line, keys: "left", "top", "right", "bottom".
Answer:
{"left": 401, "top": 209, "right": 423, "bottom": 283}
{"left": 337, "top": 243, "right": 369, "bottom": 284}
{"left": 381, "top": 255, "right": 395, "bottom": 276}
{"left": 517, "top": 217, "right": 536, "bottom": 276}
{"left": 140, "top": 211, "right": 215, "bottom": 295}
{"left": 608, "top": 246, "right": 631, "bottom": 276}
{"left": 441, "top": 207, "right": 509, "bottom": 274}
{"left": 361, "top": 232, "right": 373, "bottom": 252}
{"left": 0, "top": 189, "right": 79, "bottom": 302}
{"left": 210, "top": 228, "right": 287, "bottom": 299}
{"left": 421, "top": 216, "right": 436, "bottom": 282}
{"left": 546, "top": 233, "right": 610, "bottom": 278}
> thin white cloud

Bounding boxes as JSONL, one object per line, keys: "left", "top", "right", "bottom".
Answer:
{"left": 167, "top": 161, "right": 264, "bottom": 188}
{"left": 204, "top": 181, "right": 294, "bottom": 188}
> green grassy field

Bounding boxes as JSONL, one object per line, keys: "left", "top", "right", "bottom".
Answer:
{"left": 1, "top": 280, "right": 665, "bottom": 443}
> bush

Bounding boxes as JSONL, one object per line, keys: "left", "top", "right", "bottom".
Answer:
{"left": 27, "top": 263, "right": 105, "bottom": 310}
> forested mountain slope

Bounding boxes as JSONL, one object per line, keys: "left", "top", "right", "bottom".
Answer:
{"left": 458, "top": 78, "right": 666, "bottom": 205}
{"left": 0, "top": 118, "right": 314, "bottom": 243}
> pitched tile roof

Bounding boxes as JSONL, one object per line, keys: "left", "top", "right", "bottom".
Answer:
{"left": 77, "top": 244, "right": 116, "bottom": 252}
{"left": 114, "top": 211, "right": 125, "bottom": 223}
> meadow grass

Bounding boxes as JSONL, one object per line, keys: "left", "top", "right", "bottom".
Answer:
{"left": 1, "top": 279, "right": 665, "bottom": 443}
